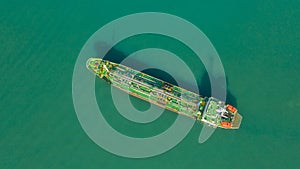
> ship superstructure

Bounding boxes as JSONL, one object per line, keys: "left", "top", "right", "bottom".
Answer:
{"left": 87, "top": 58, "right": 242, "bottom": 129}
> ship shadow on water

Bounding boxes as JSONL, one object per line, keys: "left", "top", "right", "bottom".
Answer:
{"left": 94, "top": 40, "right": 237, "bottom": 106}
{"left": 94, "top": 41, "right": 127, "bottom": 63}
{"left": 95, "top": 41, "right": 237, "bottom": 104}
{"left": 198, "top": 72, "right": 237, "bottom": 107}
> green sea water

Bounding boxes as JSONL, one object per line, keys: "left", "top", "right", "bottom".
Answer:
{"left": 1, "top": 0, "right": 300, "bottom": 168}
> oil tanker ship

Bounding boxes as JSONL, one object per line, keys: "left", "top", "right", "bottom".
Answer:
{"left": 86, "top": 58, "right": 242, "bottom": 129}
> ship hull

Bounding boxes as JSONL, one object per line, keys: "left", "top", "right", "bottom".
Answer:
{"left": 87, "top": 58, "right": 242, "bottom": 129}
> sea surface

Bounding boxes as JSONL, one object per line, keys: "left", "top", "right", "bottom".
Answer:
{"left": 1, "top": 0, "right": 299, "bottom": 168}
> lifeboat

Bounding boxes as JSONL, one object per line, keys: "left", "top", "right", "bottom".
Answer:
{"left": 220, "top": 121, "right": 231, "bottom": 128}
{"left": 227, "top": 104, "right": 237, "bottom": 113}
